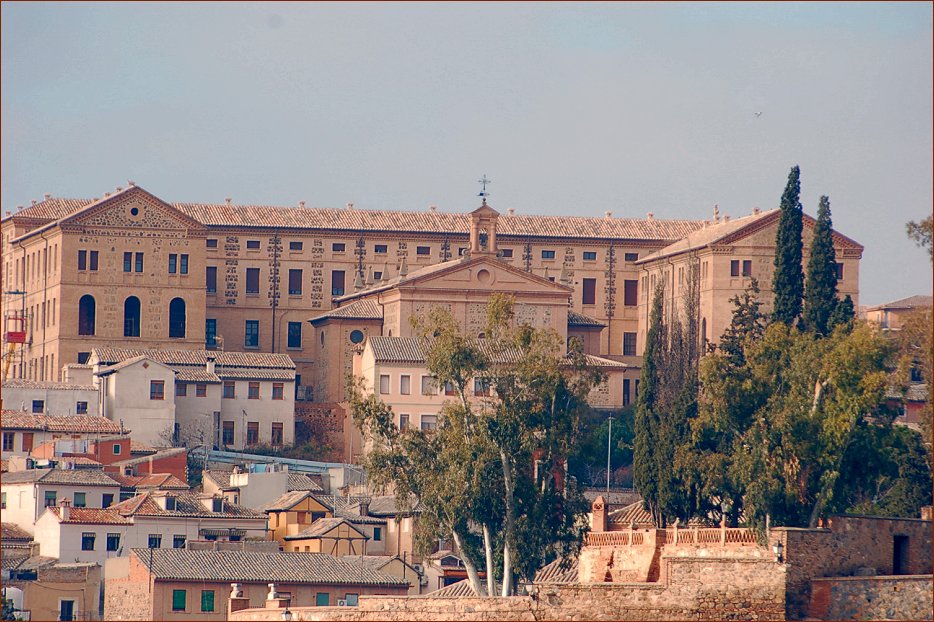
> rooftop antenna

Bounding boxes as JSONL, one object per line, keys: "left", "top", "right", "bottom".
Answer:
{"left": 477, "top": 175, "right": 492, "bottom": 205}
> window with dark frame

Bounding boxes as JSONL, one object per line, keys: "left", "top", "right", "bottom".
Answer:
{"left": 541, "top": 250, "right": 556, "bottom": 259}
{"left": 624, "top": 280, "right": 638, "bottom": 306}
{"left": 134, "top": 252, "right": 143, "bottom": 273}
{"left": 82, "top": 532, "right": 96, "bottom": 551}
{"left": 180, "top": 254, "right": 188, "bottom": 274}
{"left": 123, "top": 252, "right": 132, "bottom": 272}
{"left": 206, "top": 239, "right": 218, "bottom": 249}
{"left": 272, "top": 383, "right": 284, "bottom": 400}
{"left": 172, "top": 589, "right": 187, "bottom": 612}
{"left": 196, "top": 383, "right": 207, "bottom": 397}
{"left": 78, "top": 250, "right": 87, "bottom": 271}
{"left": 106, "top": 533, "right": 120, "bottom": 551}
{"left": 148, "top": 534, "right": 162, "bottom": 548}
{"left": 288, "top": 269, "right": 303, "bottom": 295}
{"left": 205, "top": 318, "right": 217, "bottom": 348}
{"left": 374, "top": 244, "right": 388, "bottom": 254}
{"left": 742, "top": 260, "right": 752, "bottom": 277}
{"left": 246, "top": 268, "right": 260, "bottom": 294}
{"left": 169, "top": 254, "right": 177, "bottom": 274}
{"left": 176, "top": 383, "right": 187, "bottom": 397}
{"left": 623, "top": 332, "right": 637, "bottom": 356}
{"left": 248, "top": 382, "right": 260, "bottom": 399}
{"left": 246, "top": 240, "right": 260, "bottom": 250}
{"left": 247, "top": 422, "right": 259, "bottom": 446}
{"left": 730, "top": 260, "right": 740, "bottom": 277}
{"left": 245, "top": 320, "right": 259, "bottom": 347}
{"left": 500, "top": 248, "right": 513, "bottom": 258}
{"left": 76, "top": 401, "right": 88, "bottom": 414}
{"left": 416, "top": 246, "right": 431, "bottom": 256}
{"left": 89, "top": 251, "right": 99, "bottom": 271}
{"left": 331, "top": 270, "right": 345, "bottom": 296}
{"left": 150, "top": 380, "right": 165, "bottom": 400}
{"left": 32, "top": 400, "right": 43, "bottom": 413}
{"left": 332, "top": 242, "right": 346, "bottom": 252}
{"left": 583, "top": 251, "right": 597, "bottom": 261}
{"left": 287, "top": 322, "right": 302, "bottom": 348}
{"left": 624, "top": 252, "right": 639, "bottom": 262}
{"left": 582, "top": 278, "right": 597, "bottom": 305}
{"left": 271, "top": 422, "right": 283, "bottom": 446}
{"left": 222, "top": 421, "right": 234, "bottom": 445}
{"left": 223, "top": 382, "right": 236, "bottom": 399}
{"left": 835, "top": 263, "right": 844, "bottom": 280}
{"left": 289, "top": 241, "right": 303, "bottom": 251}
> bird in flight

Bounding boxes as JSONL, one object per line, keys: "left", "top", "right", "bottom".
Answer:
{"left": 754, "top": 111, "right": 763, "bottom": 118}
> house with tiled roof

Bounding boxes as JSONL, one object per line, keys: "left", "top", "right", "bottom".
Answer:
{"left": 0, "top": 378, "right": 100, "bottom": 419}
{"left": 89, "top": 347, "right": 296, "bottom": 450}
{"left": 341, "top": 554, "right": 424, "bottom": 595}
{"left": 0, "top": 410, "right": 126, "bottom": 458}
{"left": 104, "top": 547, "right": 409, "bottom": 620}
{"left": 2, "top": 552, "right": 101, "bottom": 622}
{"left": 202, "top": 463, "right": 323, "bottom": 510}
{"left": 1, "top": 465, "right": 122, "bottom": 534}
{"left": 864, "top": 294, "right": 932, "bottom": 331}
{"left": 283, "top": 517, "right": 370, "bottom": 555}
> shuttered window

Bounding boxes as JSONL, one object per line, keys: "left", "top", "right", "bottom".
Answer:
{"left": 624, "top": 280, "right": 638, "bottom": 306}
{"left": 582, "top": 278, "right": 597, "bottom": 305}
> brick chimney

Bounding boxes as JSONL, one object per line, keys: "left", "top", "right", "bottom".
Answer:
{"left": 592, "top": 496, "right": 607, "bottom": 533}
{"left": 206, "top": 355, "right": 216, "bottom": 375}
{"left": 60, "top": 498, "right": 72, "bottom": 521}
{"left": 228, "top": 584, "right": 251, "bottom": 616}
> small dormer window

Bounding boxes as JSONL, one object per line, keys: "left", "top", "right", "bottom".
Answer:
{"left": 213, "top": 498, "right": 223, "bottom": 512}
{"left": 165, "top": 497, "right": 177, "bottom": 511}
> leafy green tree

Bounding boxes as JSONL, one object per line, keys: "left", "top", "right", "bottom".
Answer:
{"left": 715, "top": 278, "right": 767, "bottom": 367}
{"left": 568, "top": 407, "right": 635, "bottom": 487}
{"left": 772, "top": 166, "right": 805, "bottom": 326}
{"left": 803, "top": 196, "right": 840, "bottom": 336}
{"left": 906, "top": 215, "right": 933, "bottom": 261}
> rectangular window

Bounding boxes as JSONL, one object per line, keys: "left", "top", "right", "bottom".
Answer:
{"left": 271, "top": 422, "right": 283, "bottom": 447}
{"left": 420, "top": 415, "right": 438, "bottom": 431}
{"left": 32, "top": 399, "right": 44, "bottom": 413}
{"left": 107, "top": 533, "right": 120, "bottom": 551}
{"left": 201, "top": 590, "right": 215, "bottom": 613}
{"left": 272, "top": 383, "right": 284, "bottom": 400}
{"left": 205, "top": 318, "right": 217, "bottom": 348}
{"left": 416, "top": 246, "right": 431, "bottom": 256}
{"left": 73, "top": 492, "right": 86, "bottom": 508}
{"left": 624, "top": 252, "right": 639, "bottom": 262}
{"left": 222, "top": 421, "right": 234, "bottom": 445}
{"left": 289, "top": 241, "right": 303, "bottom": 251}
{"left": 582, "top": 278, "right": 597, "bottom": 305}
{"left": 76, "top": 401, "right": 88, "bottom": 414}
{"left": 623, "top": 378, "right": 631, "bottom": 406}
{"left": 835, "top": 262, "right": 844, "bottom": 280}
{"left": 400, "top": 375, "right": 411, "bottom": 395}
{"left": 399, "top": 414, "right": 410, "bottom": 432}
{"left": 123, "top": 252, "right": 132, "bottom": 272}
{"left": 344, "top": 594, "right": 359, "bottom": 606}
{"left": 500, "top": 248, "right": 513, "bottom": 258}
{"left": 373, "top": 527, "right": 382, "bottom": 541}
{"left": 150, "top": 381, "right": 165, "bottom": 400}
{"left": 223, "top": 381, "right": 236, "bottom": 399}
{"left": 379, "top": 374, "right": 390, "bottom": 395}
{"left": 173, "top": 535, "right": 186, "bottom": 549}
{"left": 421, "top": 376, "right": 435, "bottom": 395}
{"left": 245, "top": 320, "right": 259, "bottom": 348}
{"left": 730, "top": 260, "right": 740, "bottom": 277}
{"left": 102, "top": 494, "right": 113, "bottom": 508}
{"left": 78, "top": 250, "right": 87, "bottom": 271}
{"left": 316, "top": 593, "right": 330, "bottom": 607}
{"left": 742, "top": 260, "right": 752, "bottom": 277}
{"left": 332, "top": 242, "right": 346, "bottom": 252}
{"left": 113, "top": 443, "right": 121, "bottom": 455}
{"left": 196, "top": 383, "right": 207, "bottom": 398}
{"left": 168, "top": 254, "right": 177, "bottom": 274}
{"left": 374, "top": 244, "right": 388, "bottom": 254}
{"left": 179, "top": 254, "right": 188, "bottom": 274}
{"left": 623, "top": 332, "right": 637, "bottom": 356}
{"left": 172, "top": 589, "right": 187, "bottom": 612}
{"left": 287, "top": 322, "right": 302, "bottom": 348}
{"left": 288, "top": 269, "right": 303, "bottom": 295}
{"left": 444, "top": 381, "right": 456, "bottom": 396}
{"left": 246, "top": 268, "right": 260, "bottom": 294}
{"left": 331, "top": 270, "right": 345, "bottom": 296}
{"left": 583, "top": 251, "right": 597, "bottom": 261}
{"left": 474, "top": 378, "right": 491, "bottom": 397}
{"left": 373, "top": 271, "right": 382, "bottom": 281}
{"left": 248, "top": 382, "right": 260, "bottom": 399}
{"left": 82, "top": 532, "right": 96, "bottom": 551}
{"left": 45, "top": 491, "right": 57, "bottom": 507}
{"left": 206, "top": 239, "right": 218, "bottom": 249}
{"left": 624, "top": 280, "right": 638, "bottom": 307}
{"left": 541, "top": 250, "right": 556, "bottom": 259}
{"left": 246, "top": 240, "right": 260, "bottom": 250}
{"left": 247, "top": 422, "right": 259, "bottom": 446}
{"left": 21, "top": 432, "right": 33, "bottom": 452}
{"left": 2, "top": 432, "right": 14, "bottom": 451}
{"left": 176, "top": 383, "right": 187, "bottom": 397}
{"left": 89, "top": 251, "right": 99, "bottom": 271}
{"left": 135, "top": 252, "right": 143, "bottom": 273}
{"left": 148, "top": 534, "right": 162, "bottom": 548}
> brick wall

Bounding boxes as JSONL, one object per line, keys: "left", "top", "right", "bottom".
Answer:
{"left": 807, "top": 575, "right": 932, "bottom": 621}
{"left": 103, "top": 556, "right": 156, "bottom": 620}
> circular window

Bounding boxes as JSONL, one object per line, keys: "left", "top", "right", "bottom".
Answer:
{"left": 476, "top": 268, "right": 492, "bottom": 284}
{"left": 349, "top": 329, "right": 365, "bottom": 344}
{"left": 126, "top": 202, "right": 144, "bottom": 222}
{"left": 130, "top": 207, "right": 140, "bottom": 216}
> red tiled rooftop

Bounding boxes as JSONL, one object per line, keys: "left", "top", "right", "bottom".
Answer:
{"left": 0, "top": 411, "right": 125, "bottom": 434}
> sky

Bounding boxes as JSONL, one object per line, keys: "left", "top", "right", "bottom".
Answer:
{"left": 2, "top": 2, "right": 931, "bottom": 305}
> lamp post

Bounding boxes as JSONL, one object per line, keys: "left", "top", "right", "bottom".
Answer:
{"left": 606, "top": 415, "right": 615, "bottom": 493}
{"left": 281, "top": 608, "right": 293, "bottom": 621}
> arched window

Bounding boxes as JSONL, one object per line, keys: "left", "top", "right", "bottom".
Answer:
{"left": 78, "top": 295, "right": 96, "bottom": 336}
{"left": 169, "top": 298, "right": 186, "bottom": 338}
{"left": 124, "top": 296, "right": 141, "bottom": 337}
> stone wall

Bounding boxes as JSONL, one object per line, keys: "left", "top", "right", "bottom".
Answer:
{"left": 807, "top": 575, "right": 933, "bottom": 621}
{"left": 231, "top": 556, "right": 786, "bottom": 621}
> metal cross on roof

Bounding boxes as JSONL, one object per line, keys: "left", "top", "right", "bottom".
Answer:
{"left": 477, "top": 175, "right": 492, "bottom": 198}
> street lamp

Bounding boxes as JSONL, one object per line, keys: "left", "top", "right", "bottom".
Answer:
{"left": 281, "top": 608, "right": 293, "bottom": 621}
{"left": 772, "top": 540, "right": 784, "bottom": 564}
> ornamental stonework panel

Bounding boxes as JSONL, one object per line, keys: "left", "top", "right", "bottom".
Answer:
{"left": 77, "top": 197, "right": 188, "bottom": 230}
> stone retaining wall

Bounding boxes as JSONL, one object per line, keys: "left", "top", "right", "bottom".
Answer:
{"left": 807, "top": 575, "right": 933, "bottom": 621}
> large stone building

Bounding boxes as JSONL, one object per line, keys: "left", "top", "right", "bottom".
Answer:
{"left": 1, "top": 184, "right": 862, "bottom": 441}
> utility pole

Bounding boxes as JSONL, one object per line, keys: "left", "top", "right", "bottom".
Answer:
{"left": 606, "top": 415, "right": 614, "bottom": 493}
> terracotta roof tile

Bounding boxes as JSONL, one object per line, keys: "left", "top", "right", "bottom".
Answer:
{"left": 867, "top": 295, "right": 933, "bottom": 311}
{"left": 48, "top": 507, "right": 133, "bottom": 525}
{"left": 110, "top": 473, "right": 190, "bottom": 491}
{"left": 1, "top": 468, "right": 121, "bottom": 487}
{"left": 3, "top": 197, "right": 92, "bottom": 223}
{"left": 567, "top": 311, "right": 606, "bottom": 327}
{"left": 309, "top": 298, "right": 383, "bottom": 324}
{"left": 216, "top": 368, "right": 295, "bottom": 381}
{"left": 637, "top": 210, "right": 779, "bottom": 264}
{"left": 259, "top": 490, "right": 313, "bottom": 512}
{"left": 283, "top": 517, "right": 364, "bottom": 540}
{"left": 424, "top": 578, "right": 499, "bottom": 597}
{"left": 110, "top": 491, "right": 265, "bottom": 519}
{"left": 533, "top": 556, "right": 579, "bottom": 583}
{"left": 91, "top": 348, "right": 295, "bottom": 370}
{"left": 174, "top": 369, "right": 222, "bottom": 383}
{"left": 1, "top": 379, "right": 97, "bottom": 392}
{"left": 1, "top": 523, "right": 33, "bottom": 542}
{"left": 134, "top": 548, "right": 408, "bottom": 585}
{"left": 110, "top": 447, "right": 187, "bottom": 468}
{"left": 0, "top": 412, "right": 124, "bottom": 434}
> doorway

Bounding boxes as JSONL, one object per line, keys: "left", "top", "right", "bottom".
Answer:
{"left": 893, "top": 535, "right": 909, "bottom": 575}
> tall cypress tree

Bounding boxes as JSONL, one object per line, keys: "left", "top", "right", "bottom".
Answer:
{"left": 634, "top": 285, "right": 665, "bottom": 526}
{"left": 772, "top": 166, "right": 805, "bottom": 325}
{"left": 803, "top": 195, "right": 839, "bottom": 336}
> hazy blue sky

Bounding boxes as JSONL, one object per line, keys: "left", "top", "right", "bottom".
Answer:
{"left": 2, "top": 2, "right": 931, "bottom": 305}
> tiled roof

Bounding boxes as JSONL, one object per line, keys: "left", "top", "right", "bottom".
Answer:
{"left": 91, "top": 348, "right": 295, "bottom": 369}
{"left": 1, "top": 379, "right": 97, "bottom": 392}
{"left": 134, "top": 548, "right": 409, "bottom": 585}
{"left": 259, "top": 490, "right": 311, "bottom": 512}
{"left": 289, "top": 473, "right": 324, "bottom": 492}
{"left": 606, "top": 500, "right": 707, "bottom": 527}
{"left": 216, "top": 368, "right": 295, "bottom": 381}
{"left": 110, "top": 473, "right": 190, "bottom": 491}
{"left": 284, "top": 517, "right": 365, "bottom": 540}
{"left": 567, "top": 311, "right": 606, "bottom": 328}
{"left": 1, "top": 468, "right": 121, "bottom": 488}
{"left": 109, "top": 491, "right": 266, "bottom": 520}
{"left": 581, "top": 354, "right": 629, "bottom": 370}
{"left": 110, "top": 447, "right": 187, "bottom": 467}
{"left": 637, "top": 210, "right": 779, "bottom": 264}
{"left": 173, "top": 369, "right": 221, "bottom": 383}
{"left": 0, "top": 412, "right": 125, "bottom": 434}
{"left": 130, "top": 440, "right": 155, "bottom": 455}
{"left": 316, "top": 495, "right": 386, "bottom": 525}
{"left": 533, "top": 557, "right": 579, "bottom": 583}
{"left": 1, "top": 523, "right": 33, "bottom": 542}
{"left": 362, "top": 494, "right": 424, "bottom": 517}
{"left": 309, "top": 298, "right": 384, "bottom": 324}
{"left": 340, "top": 555, "right": 404, "bottom": 573}
{"left": 47, "top": 507, "right": 133, "bottom": 525}
{"left": 424, "top": 579, "right": 498, "bottom": 598}
{"left": 0, "top": 548, "right": 32, "bottom": 570}
{"left": 4, "top": 197, "right": 91, "bottom": 222}
{"left": 886, "top": 383, "right": 928, "bottom": 402}
{"left": 867, "top": 295, "right": 933, "bottom": 311}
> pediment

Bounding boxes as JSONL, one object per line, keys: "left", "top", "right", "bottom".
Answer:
{"left": 62, "top": 186, "right": 204, "bottom": 231}
{"left": 716, "top": 211, "right": 863, "bottom": 252}
{"left": 399, "top": 256, "right": 573, "bottom": 296}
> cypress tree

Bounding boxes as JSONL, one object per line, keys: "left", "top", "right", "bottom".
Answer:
{"left": 634, "top": 285, "right": 665, "bottom": 526}
{"left": 803, "top": 195, "right": 839, "bottom": 336}
{"left": 772, "top": 166, "right": 805, "bottom": 325}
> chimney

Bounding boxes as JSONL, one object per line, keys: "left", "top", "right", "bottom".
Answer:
{"left": 60, "top": 498, "right": 72, "bottom": 521}
{"left": 206, "top": 355, "right": 216, "bottom": 375}
{"left": 591, "top": 496, "right": 607, "bottom": 532}
{"left": 507, "top": 208, "right": 515, "bottom": 216}
{"left": 359, "top": 499, "right": 370, "bottom": 516}
{"left": 228, "top": 584, "right": 251, "bottom": 616}
{"left": 127, "top": 180, "right": 136, "bottom": 186}
{"left": 346, "top": 202, "right": 354, "bottom": 210}
{"left": 604, "top": 211, "right": 612, "bottom": 219}
{"left": 429, "top": 205, "right": 438, "bottom": 213}
{"left": 31, "top": 200, "right": 37, "bottom": 206}
{"left": 646, "top": 212, "right": 654, "bottom": 220}
{"left": 116, "top": 187, "right": 123, "bottom": 192}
